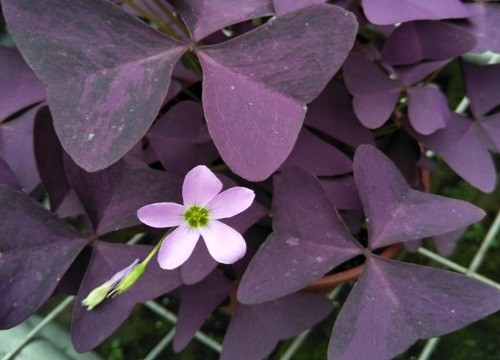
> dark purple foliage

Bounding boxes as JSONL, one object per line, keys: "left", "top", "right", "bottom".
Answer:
{"left": 0, "top": 0, "right": 499, "bottom": 358}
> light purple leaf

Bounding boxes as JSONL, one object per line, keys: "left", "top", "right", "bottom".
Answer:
{"left": 407, "top": 85, "right": 450, "bottom": 135}
{"left": 2, "top": 0, "right": 187, "bottom": 172}
{"left": 329, "top": 256, "right": 500, "bottom": 360}
{"left": 479, "top": 112, "right": 500, "bottom": 153}
{"left": 381, "top": 21, "right": 476, "bottom": 66}
{"left": 33, "top": 106, "right": 72, "bottom": 211}
{"left": 147, "top": 101, "right": 219, "bottom": 176}
{"left": 411, "top": 113, "right": 497, "bottom": 193}
{"left": 392, "top": 59, "right": 450, "bottom": 86}
{"left": 462, "top": 61, "right": 500, "bottom": 118}
{"left": 433, "top": 227, "right": 467, "bottom": 257}
{"left": 280, "top": 127, "right": 352, "bottom": 176}
{"left": 221, "top": 292, "right": 331, "bottom": 360}
{"left": 0, "top": 157, "right": 21, "bottom": 190}
{"left": 0, "top": 46, "right": 46, "bottom": 122}
{"left": 343, "top": 53, "right": 400, "bottom": 128}
{"left": 320, "top": 176, "right": 362, "bottom": 210}
{"left": 0, "top": 185, "right": 88, "bottom": 328}
{"left": 304, "top": 79, "right": 375, "bottom": 148}
{"left": 0, "top": 105, "right": 41, "bottom": 192}
{"left": 65, "top": 157, "right": 182, "bottom": 235}
{"left": 273, "top": 0, "right": 325, "bottom": 16}
{"left": 362, "top": 0, "right": 472, "bottom": 25}
{"left": 353, "top": 145, "right": 485, "bottom": 248}
{"left": 464, "top": 3, "right": 500, "bottom": 53}
{"left": 198, "top": 4, "right": 357, "bottom": 180}
{"left": 237, "top": 167, "right": 362, "bottom": 304}
{"left": 72, "top": 242, "right": 182, "bottom": 351}
{"left": 171, "top": 0, "right": 274, "bottom": 41}
{"left": 174, "top": 271, "right": 233, "bottom": 351}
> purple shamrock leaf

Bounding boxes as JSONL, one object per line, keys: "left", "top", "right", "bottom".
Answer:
{"left": 462, "top": 62, "right": 500, "bottom": 118}
{"left": 0, "top": 185, "right": 88, "bottom": 328}
{"left": 197, "top": 4, "right": 357, "bottom": 180}
{"left": 319, "top": 176, "right": 362, "bottom": 211}
{"left": 33, "top": 106, "right": 72, "bottom": 212}
{"left": 72, "top": 242, "right": 182, "bottom": 351}
{"left": 64, "top": 155, "right": 182, "bottom": 236}
{"left": 463, "top": 2, "right": 500, "bottom": 53}
{"left": 304, "top": 79, "right": 375, "bottom": 148}
{"left": 407, "top": 85, "right": 450, "bottom": 135}
{"left": 409, "top": 113, "right": 497, "bottom": 193}
{"left": 381, "top": 20, "right": 476, "bottom": 66}
{"left": 2, "top": 0, "right": 187, "bottom": 172}
{"left": 362, "top": 0, "right": 471, "bottom": 25}
{"left": 146, "top": 100, "right": 219, "bottom": 176}
{"left": 221, "top": 292, "right": 332, "bottom": 360}
{"left": 354, "top": 145, "right": 485, "bottom": 248}
{"left": 0, "top": 104, "right": 42, "bottom": 192}
{"left": 238, "top": 166, "right": 362, "bottom": 304}
{"left": 392, "top": 59, "right": 451, "bottom": 86}
{"left": 273, "top": 0, "right": 326, "bottom": 16}
{"left": 0, "top": 157, "right": 21, "bottom": 190}
{"left": 280, "top": 127, "right": 352, "bottom": 176}
{"left": 343, "top": 53, "right": 400, "bottom": 129}
{"left": 170, "top": 0, "right": 273, "bottom": 41}
{"left": 0, "top": 46, "right": 46, "bottom": 122}
{"left": 174, "top": 271, "right": 233, "bottom": 351}
{"left": 328, "top": 256, "right": 500, "bottom": 360}
{"left": 138, "top": 166, "right": 255, "bottom": 269}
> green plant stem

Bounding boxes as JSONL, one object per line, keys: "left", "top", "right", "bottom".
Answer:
{"left": 141, "top": 228, "right": 174, "bottom": 267}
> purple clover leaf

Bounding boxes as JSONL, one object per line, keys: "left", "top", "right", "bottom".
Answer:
{"left": 170, "top": 0, "right": 273, "bottom": 42}
{"left": 354, "top": 145, "right": 485, "bottom": 248}
{"left": 361, "top": 0, "right": 472, "bottom": 25}
{"left": 328, "top": 256, "right": 500, "bottom": 360}
{"left": 0, "top": 185, "right": 89, "bottom": 328}
{"left": 237, "top": 166, "right": 363, "bottom": 304}
{"left": 1, "top": 0, "right": 188, "bottom": 172}
{"left": 138, "top": 165, "right": 255, "bottom": 269}
{"left": 197, "top": 4, "right": 357, "bottom": 180}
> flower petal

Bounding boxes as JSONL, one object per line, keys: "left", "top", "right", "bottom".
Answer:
{"left": 137, "top": 203, "right": 185, "bottom": 228}
{"left": 207, "top": 187, "right": 255, "bottom": 219}
{"left": 182, "top": 165, "right": 222, "bottom": 206}
{"left": 199, "top": 220, "right": 247, "bottom": 264}
{"left": 158, "top": 224, "right": 200, "bottom": 269}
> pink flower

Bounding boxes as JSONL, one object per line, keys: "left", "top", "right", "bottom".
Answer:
{"left": 137, "top": 165, "right": 255, "bottom": 270}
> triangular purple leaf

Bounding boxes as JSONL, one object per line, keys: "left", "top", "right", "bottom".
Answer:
{"left": 198, "top": 4, "right": 357, "bottom": 180}
{"left": 147, "top": 100, "right": 219, "bottom": 176}
{"left": 407, "top": 85, "right": 450, "bottom": 135}
{"left": 34, "top": 106, "right": 72, "bottom": 211}
{"left": 328, "top": 256, "right": 500, "bottom": 360}
{"left": 393, "top": 59, "right": 451, "bottom": 86}
{"left": 462, "top": 61, "right": 500, "bottom": 118}
{"left": 410, "top": 113, "right": 497, "bottom": 193}
{"left": 280, "top": 127, "right": 352, "bottom": 176}
{"left": 479, "top": 112, "right": 500, "bottom": 153}
{"left": 174, "top": 271, "right": 233, "bottom": 351}
{"left": 362, "top": 0, "right": 472, "bottom": 25}
{"left": 381, "top": 21, "right": 476, "bottom": 65}
{"left": 0, "top": 185, "right": 88, "bottom": 328}
{"left": 171, "top": 0, "right": 274, "bottom": 42}
{"left": 2, "top": 0, "right": 187, "bottom": 172}
{"left": 238, "top": 167, "right": 362, "bottom": 304}
{"left": 0, "top": 46, "right": 46, "bottom": 122}
{"left": 353, "top": 145, "right": 485, "bottom": 248}
{"left": 304, "top": 79, "right": 375, "bottom": 148}
{"left": 65, "top": 157, "right": 182, "bottom": 236}
{"left": 464, "top": 2, "right": 500, "bottom": 54}
{"left": 0, "top": 157, "right": 21, "bottom": 190}
{"left": 221, "top": 292, "right": 332, "bottom": 360}
{"left": 320, "top": 176, "right": 362, "bottom": 210}
{"left": 273, "top": 0, "right": 326, "bottom": 16}
{"left": 72, "top": 241, "right": 183, "bottom": 351}
{"left": 0, "top": 105, "right": 42, "bottom": 192}
{"left": 343, "top": 53, "right": 401, "bottom": 128}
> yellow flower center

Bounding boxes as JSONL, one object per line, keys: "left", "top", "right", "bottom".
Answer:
{"left": 183, "top": 205, "right": 210, "bottom": 228}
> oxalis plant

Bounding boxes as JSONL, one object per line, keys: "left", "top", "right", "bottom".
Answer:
{"left": 1, "top": 0, "right": 500, "bottom": 359}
